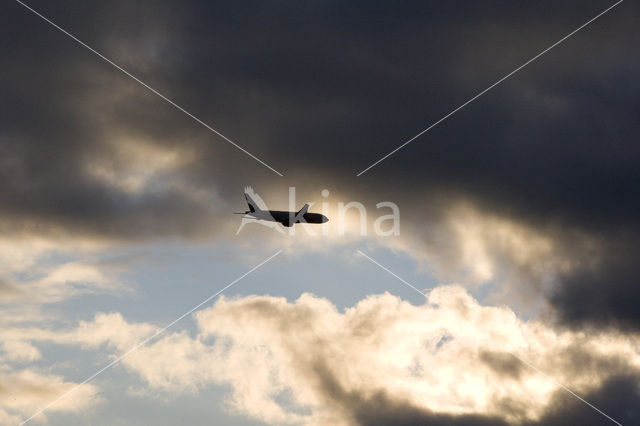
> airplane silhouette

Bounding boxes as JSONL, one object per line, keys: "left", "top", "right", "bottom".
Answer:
{"left": 235, "top": 187, "right": 328, "bottom": 233}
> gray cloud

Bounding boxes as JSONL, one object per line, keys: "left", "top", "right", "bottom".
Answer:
{"left": 549, "top": 240, "right": 640, "bottom": 331}
{"left": 525, "top": 374, "right": 640, "bottom": 426}
{"left": 0, "top": 276, "right": 24, "bottom": 300}
{"left": 479, "top": 350, "right": 525, "bottom": 380}
{"left": 2, "top": 0, "right": 640, "bottom": 349}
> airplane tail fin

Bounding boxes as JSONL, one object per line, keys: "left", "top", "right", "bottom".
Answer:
{"left": 244, "top": 193, "right": 258, "bottom": 212}
{"left": 244, "top": 186, "right": 268, "bottom": 212}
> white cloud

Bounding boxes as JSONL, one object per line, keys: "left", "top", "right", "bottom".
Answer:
{"left": 0, "top": 368, "right": 101, "bottom": 424}
{"left": 0, "top": 312, "right": 152, "bottom": 424}
{"left": 0, "top": 238, "right": 132, "bottom": 424}
{"left": 0, "top": 340, "right": 41, "bottom": 363}
{"left": 379, "top": 200, "right": 593, "bottom": 313}
{"left": 0, "top": 408, "right": 22, "bottom": 425}
{"left": 0, "top": 237, "right": 128, "bottom": 307}
{"left": 62, "top": 286, "right": 640, "bottom": 425}
{"left": 72, "top": 312, "right": 158, "bottom": 351}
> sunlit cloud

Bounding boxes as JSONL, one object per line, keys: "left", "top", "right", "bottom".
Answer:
{"left": 0, "top": 368, "right": 101, "bottom": 423}
{"left": 33, "top": 285, "right": 635, "bottom": 425}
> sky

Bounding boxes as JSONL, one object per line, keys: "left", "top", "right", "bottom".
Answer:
{"left": 1, "top": 0, "right": 640, "bottom": 425}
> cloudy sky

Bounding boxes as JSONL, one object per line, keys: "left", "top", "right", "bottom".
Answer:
{"left": 1, "top": 0, "right": 639, "bottom": 425}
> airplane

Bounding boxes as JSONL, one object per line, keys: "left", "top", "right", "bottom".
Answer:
{"left": 235, "top": 187, "right": 328, "bottom": 232}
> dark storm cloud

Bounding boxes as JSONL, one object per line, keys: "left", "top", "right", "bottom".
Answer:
{"left": 525, "top": 374, "right": 640, "bottom": 426}
{"left": 550, "top": 238, "right": 640, "bottom": 331}
{"left": 310, "top": 358, "right": 639, "bottom": 426}
{"left": 2, "top": 0, "right": 640, "bottom": 330}
{"left": 1, "top": 0, "right": 237, "bottom": 239}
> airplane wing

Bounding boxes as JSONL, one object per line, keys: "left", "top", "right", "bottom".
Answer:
{"left": 297, "top": 204, "right": 309, "bottom": 216}
{"left": 235, "top": 216, "right": 285, "bottom": 235}
{"left": 294, "top": 203, "right": 310, "bottom": 222}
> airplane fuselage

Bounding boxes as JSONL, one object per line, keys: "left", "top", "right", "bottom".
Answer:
{"left": 248, "top": 210, "right": 328, "bottom": 227}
